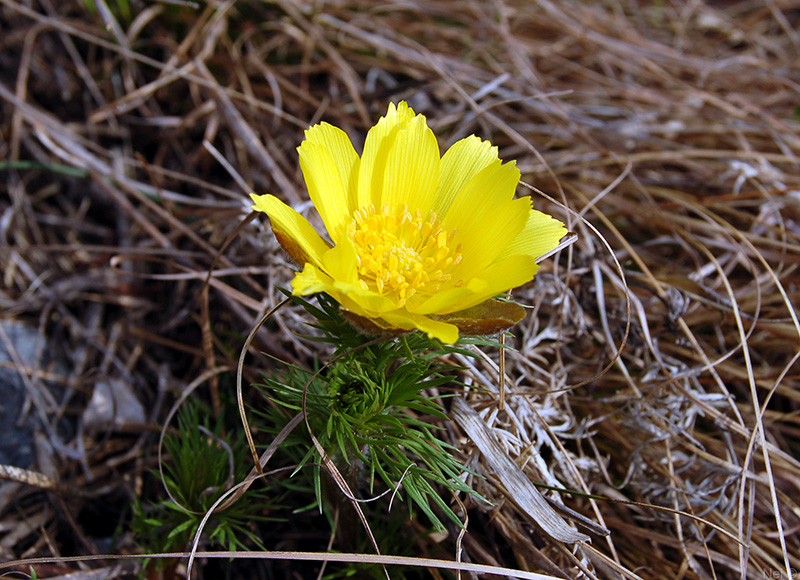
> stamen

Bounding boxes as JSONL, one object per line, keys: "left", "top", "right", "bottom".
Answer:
{"left": 347, "top": 204, "right": 462, "bottom": 307}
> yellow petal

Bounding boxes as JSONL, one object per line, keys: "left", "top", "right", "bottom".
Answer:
{"left": 440, "top": 156, "right": 519, "bottom": 226}
{"left": 293, "top": 264, "right": 395, "bottom": 317}
{"left": 380, "top": 310, "right": 460, "bottom": 344}
{"left": 320, "top": 239, "right": 359, "bottom": 287}
{"left": 379, "top": 112, "right": 439, "bottom": 214}
{"left": 303, "top": 122, "right": 360, "bottom": 189}
{"left": 449, "top": 195, "right": 531, "bottom": 281}
{"left": 356, "top": 102, "right": 416, "bottom": 208}
{"left": 414, "top": 254, "right": 537, "bottom": 315}
{"left": 317, "top": 239, "right": 401, "bottom": 315}
{"left": 434, "top": 156, "right": 530, "bottom": 280}
{"left": 339, "top": 310, "right": 408, "bottom": 336}
{"left": 250, "top": 193, "right": 330, "bottom": 267}
{"left": 292, "top": 256, "right": 396, "bottom": 319}
{"left": 432, "top": 135, "right": 500, "bottom": 218}
{"left": 497, "top": 207, "right": 568, "bottom": 262}
{"left": 439, "top": 158, "right": 528, "bottom": 277}
{"left": 334, "top": 289, "right": 398, "bottom": 317}
{"left": 292, "top": 262, "right": 334, "bottom": 296}
{"left": 339, "top": 308, "right": 458, "bottom": 344}
{"left": 298, "top": 122, "right": 360, "bottom": 241}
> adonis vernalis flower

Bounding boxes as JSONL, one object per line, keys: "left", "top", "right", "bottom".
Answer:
{"left": 251, "top": 102, "right": 567, "bottom": 344}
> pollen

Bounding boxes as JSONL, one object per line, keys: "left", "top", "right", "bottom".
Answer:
{"left": 348, "top": 204, "right": 462, "bottom": 307}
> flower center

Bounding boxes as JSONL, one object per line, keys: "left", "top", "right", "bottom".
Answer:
{"left": 347, "top": 204, "right": 462, "bottom": 307}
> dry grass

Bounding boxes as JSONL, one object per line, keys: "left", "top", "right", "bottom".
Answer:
{"left": 1, "top": 0, "right": 799, "bottom": 578}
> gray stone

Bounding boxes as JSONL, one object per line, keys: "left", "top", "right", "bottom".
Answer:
{"left": 0, "top": 321, "right": 65, "bottom": 468}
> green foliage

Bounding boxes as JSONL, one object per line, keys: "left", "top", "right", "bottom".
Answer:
{"left": 78, "top": 0, "right": 132, "bottom": 24}
{"left": 0, "top": 161, "right": 89, "bottom": 177}
{"left": 256, "top": 293, "right": 479, "bottom": 532}
{"left": 131, "top": 401, "right": 282, "bottom": 566}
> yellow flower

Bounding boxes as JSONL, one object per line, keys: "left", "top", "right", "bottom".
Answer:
{"left": 251, "top": 102, "right": 567, "bottom": 344}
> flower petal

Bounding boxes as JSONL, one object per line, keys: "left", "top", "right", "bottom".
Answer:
{"left": 316, "top": 237, "right": 401, "bottom": 315}
{"left": 497, "top": 207, "right": 568, "bottom": 262}
{"left": 440, "top": 160, "right": 528, "bottom": 278}
{"left": 333, "top": 288, "right": 398, "bottom": 317}
{"left": 414, "top": 254, "right": 537, "bottom": 315}
{"left": 379, "top": 112, "right": 439, "bottom": 214}
{"left": 356, "top": 102, "right": 417, "bottom": 209}
{"left": 339, "top": 310, "right": 408, "bottom": 336}
{"left": 250, "top": 193, "right": 330, "bottom": 267}
{"left": 450, "top": 197, "right": 531, "bottom": 281}
{"left": 440, "top": 156, "right": 519, "bottom": 225}
{"left": 292, "top": 262, "right": 394, "bottom": 317}
{"left": 380, "top": 310, "right": 459, "bottom": 344}
{"left": 292, "top": 262, "right": 334, "bottom": 296}
{"left": 432, "top": 135, "right": 500, "bottom": 218}
{"left": 298, "top": 123, "right": 360, "bottom": 241}
{"left": 292, "top": 252, "right": 398, "bottom": 318}
{"left": 320, "top": 238, "right": 360, "bottom": 287}
{"left": 303, "top": 122, "right": 360, "bottom": 189}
